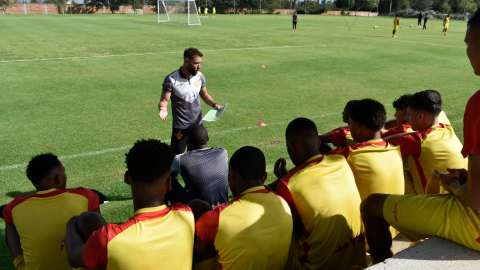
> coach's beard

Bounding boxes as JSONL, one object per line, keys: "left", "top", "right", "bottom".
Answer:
{"left": 187, "top": 66, "right": 199, "bottom": 76}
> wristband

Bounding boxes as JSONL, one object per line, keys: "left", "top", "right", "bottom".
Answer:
{"left": 212, "top": 103, "right": 217, "bottom": 108}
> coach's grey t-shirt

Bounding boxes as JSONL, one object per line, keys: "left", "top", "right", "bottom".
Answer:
{"left": 163, "top": 67, "right": 206, "bottom": 129}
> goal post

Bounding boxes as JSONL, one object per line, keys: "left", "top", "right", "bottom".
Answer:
{"left": 157, "top": 0, "right": 201, "bottom": 26}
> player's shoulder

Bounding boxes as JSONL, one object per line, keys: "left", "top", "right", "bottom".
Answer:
{"left": 165, "top": 69, "right": 181, "bottom": 80}
{"left": 65, "top": 187, "right": 96, "bottom": 197}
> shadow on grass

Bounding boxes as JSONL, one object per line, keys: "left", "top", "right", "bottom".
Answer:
{"left": 5, "top": 190, "right": 36, "bottom": 199}
{"left": 105, "top": 195, "right": 133, "bottom": 202}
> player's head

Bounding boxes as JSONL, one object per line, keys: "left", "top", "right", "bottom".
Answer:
{"left": 466, "top": 8, "right": 480, "bottom": 75}
{"left": 393, "top": 94, "right": 411, "bottom": 125}
{"left": 183, "top": 47, "right": 203, "bottom": 76}
{"left": 26, "top": 153, "right": 66, "bottom": 190}
{"left": 188, "top": 124, "right": 209, "bottom": 149}
{"left": 294, "top": 11, "right": 297, "bottom": 14}
{"left": 229, "top": 146, "right": 267, "bottom": 197}
{"left": 348, "top": 99, "right": 386, "bottom": 142}
{"left": 343, "top": 100, "right": 359, "bottom": 124}
{"left": 395, "top": 14, "right": 398, "bottom": 18}
{"left": 406, "top": 90, "right": 442, "bottom": 131}
{"left": 285, "top": 118, "right": 320, "bottom": 167}
{"left": 125, "top": 139, "right": 174, "bottom": 191}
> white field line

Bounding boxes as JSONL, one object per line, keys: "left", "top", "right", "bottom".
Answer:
{"left": 391, "top": 39, "right": 465, "bottom": 49}
{"left": 0, "top": 45, "right": 326, "bottom": 64}
{"left": 0, "top": 111, "right": 343, "bottom": 171}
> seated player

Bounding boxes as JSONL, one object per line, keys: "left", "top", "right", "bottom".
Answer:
{"left": 271, "top": 118, "right": 364, "bottom": 270}
{"left": 361, "top": 10, "right": 480, "bottom": 260}
{"left": 191, "top": 146, "right": 293, "bottom": 270}
{"left": 384, "top": 94, "right": 411, "bottom": 130}
{"left": 3, "top": 154, "right": 101, "bottom": 270}
{"left": 318, "top": 100, "right": 358, "bottom": 152}
{"left": 383, "top": 91, "right": 451, "bottom": 137}
{"left": 328, "top": 99, "right": 404, "bottom": 201}
{"left": 386, "top": 90, "right": 467, "bottom": 195}
{"left": 64, "top": 139, "right": 195, "bottom": 270}
{"left": 169, "top": 124, "right": 229, "bottom": 207}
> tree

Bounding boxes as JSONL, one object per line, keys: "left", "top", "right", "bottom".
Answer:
{"left": 0, "top": 0, "right": 14, "bottom": 14}
{"left": 411, "top": 0, "right": 431, "bottom": 10}
{"left": 363, "top": 0, "right": 378, "bottom": 14}
{"left": 457, "top": 0, "right": 478, "bottom": 15}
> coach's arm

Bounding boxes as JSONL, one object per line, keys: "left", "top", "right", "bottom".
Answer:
{"left": 158, "top": 91, "right": 171, "bottom": 120}
{"left": 6, "top": 223, "right": 24, "bottom": 269}
{"left": 200, "top": 87, "right": 222, "bottom": 110}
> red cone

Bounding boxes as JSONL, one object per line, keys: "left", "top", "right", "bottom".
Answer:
{"left": 258, "top": 122, "right": 267, "bottom": 127}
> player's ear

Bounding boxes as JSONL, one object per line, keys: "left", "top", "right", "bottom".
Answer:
{"left": 261, "top": 171, "right": 268, "bottom": 185}
{"left": 124, "top": 171, "right": 130, "bottom": 185}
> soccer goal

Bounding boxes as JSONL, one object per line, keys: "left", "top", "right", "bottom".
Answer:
{"left": 158, "top": 0, "right": 201, "bottom": 26}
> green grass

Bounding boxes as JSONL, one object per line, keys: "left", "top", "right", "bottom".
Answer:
{"left": 0, "top": 13, "right": 477, "bottom": 268}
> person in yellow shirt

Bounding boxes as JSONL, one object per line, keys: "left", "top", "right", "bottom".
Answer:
{"left": 386, "top": 90, "right": 467, "bottom": 195}
{"left": 204, "top": 7, "right": 208, "bottom": 18}
{"left": 269, "top": 117, "right": 364, "bottom": 270}
{"left": 198, "top": 6, "right": 201, "bottom": 16}
{"left": 393, "top": 14, "right": 399, "bottom": 37}
{"left": 442, "top": 14, "right": 452, "bottom": 36}
{"left": 212, "top": 7, "right": 216, "bottom": 17}
{"left": 328, "top": 99, "right": 405, "bottom": 201}
{"left": 361, "top": 11, "right": 480, "bottom": 262}
{"left": 64, "top": 139, "right": 195, "bottom": 270}
{"left": 3, "top": 154, "right": 102, "bottom": 270}
{"left": 192, "top": 146, "right": 293, "bottom": 270}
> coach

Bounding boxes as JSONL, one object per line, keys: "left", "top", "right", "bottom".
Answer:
{"left": 159, "top": 47, "right": 223, "bottom": 154}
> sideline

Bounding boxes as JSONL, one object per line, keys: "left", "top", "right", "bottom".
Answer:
{"left": 0, "top": 45, "right": 326, "bottom": 64}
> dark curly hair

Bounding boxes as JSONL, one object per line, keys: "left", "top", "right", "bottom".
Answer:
{"left": 125, "top": 139, "right": 174, "bottom": 184}
{"left": 230, "top": 146, "right": 266, "bottom": 181}
{"left": 349, "top": 99, "right": 386, "bottom": 131}
{"left": 392, "top": 94, "right": 411, "bottom": 109}
{"left": 468, "top": 8, "right": 480, "bottom": 29}
{"left": 188, "top": 124, "right": 208, "bottom": 148}
{"left": 407, "top": 90, "right": 442, "bottom": 116}
{"left": 26, "top": 153, "right": 61, "bottom": 185}
{"left": 343, "top": 100, "right": 359, "bottom": 114}
{"left": 286, "top": 117, "right": 318, "bottom": 141}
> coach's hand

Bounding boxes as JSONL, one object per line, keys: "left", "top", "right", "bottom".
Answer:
{"left": 274, "top": 158, "right": 288, "bottom": 179}
{"left": 214, "top": 104, "right": 222, "bottom": 111}
{"left": 159, "top": 108, "right": 168, "bottom": 120}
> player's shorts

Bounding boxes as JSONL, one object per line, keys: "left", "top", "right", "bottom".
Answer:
{"left": 193, "top": 256, "right": 218, "bottom": 270}
{"left": 394, "top": 26, "right": 399, "bottom": 30}
{"left": 384, "top": 194, "right": 480, "bottom": 251}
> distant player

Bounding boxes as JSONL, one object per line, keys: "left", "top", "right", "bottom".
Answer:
{"left": 204, "top": 7, "right": 208, "bottom": 18}
{"left": 442, "top": 14, "right": 451, "bottom": 36}
{"left": 393, "top": 14, "right": 399, "bottom": 37}
{"left": 198, "top": 6, "right": 201, "bottom": 17}
{"left": 423, "top": 13, "right": 428, "bottom": 30}
{"left": 293, "top": 11, "right": 298, "bottom": 30}
{"left": 213, "top": 6, "right": 216, "bottom": 17}
{"left": 418, "top": 12, "right": 422, "bottom": 27}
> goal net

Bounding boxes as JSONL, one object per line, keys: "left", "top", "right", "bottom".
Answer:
{"left": 158, "top": 0, "right": 201, "bottom": 26}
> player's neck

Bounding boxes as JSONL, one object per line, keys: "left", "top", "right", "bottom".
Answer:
{"left": 131, "top": 186, "right": 167, "bottom": 212}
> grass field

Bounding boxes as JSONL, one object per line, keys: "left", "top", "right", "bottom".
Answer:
{"left": 0, "top": 13, "right": 478, "bottom": 268}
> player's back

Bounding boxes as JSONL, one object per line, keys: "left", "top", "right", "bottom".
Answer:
{"left": 204, "top": 187, "right": 293, "bottom": 270}
{"left": 3, "top": 188, "right": 99, "bottom": 270}
{"left": 412, "top": 124, "right": 467, "bottom": 194}
{"left": 282, "top": 154, "right": 362, "bottom": 269}
{"left": 83, "top": 203, "right": 194, "bottom": 270}
{"left": 334, "top": 140, "right": 405, "bottom": 200}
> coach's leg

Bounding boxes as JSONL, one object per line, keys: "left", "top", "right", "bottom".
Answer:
{"left": 361, "top": 194, "right": 392, "bottom": 262}
{"left": 171, "top": 128, "right": 188, "bottom": 155}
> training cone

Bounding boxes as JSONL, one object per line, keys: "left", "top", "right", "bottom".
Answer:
{"left": 261, "top": 65, "right": 266, "bottom": 68}
{"left": 102, "top": 55, "right": 106, "bottom": 57}
{"left": 257, "top": 122, "right": 267, "bottom": 127}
